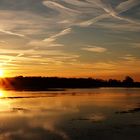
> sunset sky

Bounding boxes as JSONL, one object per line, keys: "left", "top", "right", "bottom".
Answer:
{"left": 0, "top": 0, "right": 140, "bottom": 80}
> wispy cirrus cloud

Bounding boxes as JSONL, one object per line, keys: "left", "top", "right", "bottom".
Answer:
{"left": 82, "top": 46, "right": 107, "bottom": 53}
{"left": 42, "top": 1, "right": 79, "bottom": 14}
{"left": 116, "top": 0, "right": 140, "bottom": 13}
{"left": 0, "top": 26, "right": 72, "bottom": 66}
{"left": 43, "top": 28, "right": 72, "bottom": 42}
{"left": 0, "top": 28, "right": 25, "bottom": 37}
{"left": 29, "top": 28, "right": 72, "bottom": 48}
{"left": 120, "top": 54, "right": 137, "bottom": 61}
{"left": 79, "top": 0, "right": 140, "bottom": 27}
{"left": 42, "top": 0, "right": 140, "bottom": 32}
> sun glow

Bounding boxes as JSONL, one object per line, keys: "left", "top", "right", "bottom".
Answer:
{"left": 0, "top": 90, "right": 4, "bottom": 97}
{"left": 0, "top": 69, "right": 4, "bottom": 77}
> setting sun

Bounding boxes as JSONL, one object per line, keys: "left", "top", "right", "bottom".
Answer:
{"left": 0, "top": 69, "right": 4, "bottom": 77}
{"left": 0, "top": 91, "right": 4, "bottom": 97}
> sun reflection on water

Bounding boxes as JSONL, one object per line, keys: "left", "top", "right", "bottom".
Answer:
{"left": 0, "top": 90, "right": 11, "bottom": 112}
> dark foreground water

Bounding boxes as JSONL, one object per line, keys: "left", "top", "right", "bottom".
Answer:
{"left": 0, "top": 88, "right": 140, "bottom": 140}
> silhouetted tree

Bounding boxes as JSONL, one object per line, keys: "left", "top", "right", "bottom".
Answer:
{"left": 123, "top": 76, "right": 134, "bottom": 87}
{"left": 123, "top": 76, "right": 134, "bottom": 83}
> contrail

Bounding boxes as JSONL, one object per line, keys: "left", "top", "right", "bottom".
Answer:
{"left": 0, "top": 29, "right": 25, "bottom": 37}
{"left": 79, "top": 0, "right": 140, "bottom": 27}
{"left": 2, "top": 0, "right": 139, "bottom": 68}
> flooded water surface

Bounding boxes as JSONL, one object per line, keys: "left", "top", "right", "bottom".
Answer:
{"left": 0, "top": 88, "right": 140, "bottom": 140}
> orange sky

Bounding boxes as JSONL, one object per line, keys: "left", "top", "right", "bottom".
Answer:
{"left": 0, "top": 0, "right": 140, "bottom": 81}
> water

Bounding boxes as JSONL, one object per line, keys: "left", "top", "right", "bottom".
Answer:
{"left": 0, "top": 88, "right": 140, "bottom": 140}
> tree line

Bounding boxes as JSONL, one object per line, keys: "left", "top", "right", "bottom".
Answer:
{"left": 0, "top": 76, "right": 139, "bottom": 91}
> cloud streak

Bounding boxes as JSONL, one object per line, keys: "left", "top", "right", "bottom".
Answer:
{"left": 0, "top": 29, "right": 25, "bottom": 37}
{"left": 43, "top": 1, "right": 79, "bottom": 14}
{"left": 43, "top": 28, "right": 72, "bottom": 42}
{"left": 29, "top": 28, "right": 72, "bottom": 49}
{"left": 82, "top": 46, "right": 107, "bottom": 53}
{"left": 42, "top": 0, "right": 140, "bottom": 29}
{"left": 79, "top": 0, "right": 140, "bottom": 27}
